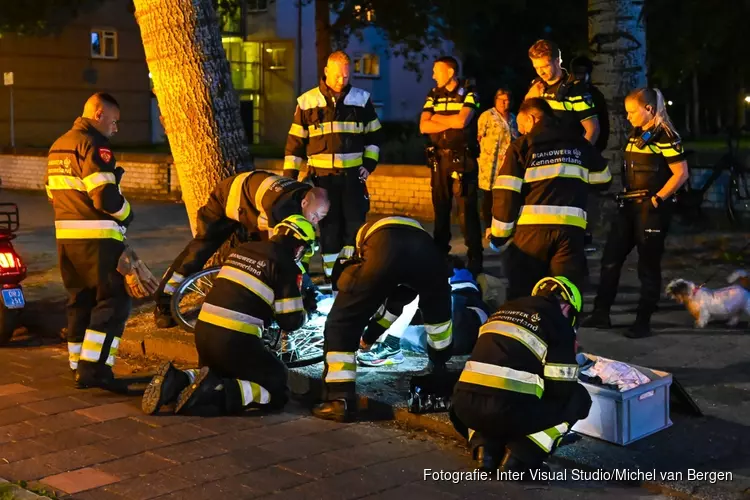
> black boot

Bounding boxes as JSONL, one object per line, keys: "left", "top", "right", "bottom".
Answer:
{"left": 154, "top": 304, "right": 176, "bottom": 329}
{"left": 174, "top": 367, "right": 223, "bottom": 414}
{"left": 312, "top": 398, "right": 357, "bottom": 423}
{"left": 473, "top": 445, "right": 499, "bottom": 472}
{"left": 75, "top": 361, "right": 129, "bottom": 393}
{"left": 498, "top": 449, "right": 549, "bottom": 481}
{"left": 141, "top": 362, "right": 190, "bottom": 415}
{"left": 580, "top": 308, "right": 611, "bottom": 329}
{"left": 625, "top": 311, "right": 652, "bottom": 338}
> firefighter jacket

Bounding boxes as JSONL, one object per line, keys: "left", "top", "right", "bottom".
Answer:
{"left": 456, "top": 295, "right": 580, "bottom": 404}
{"left": 45, "top": 117, "right": 132, "bottom": 241}
{"left": 531, "top": 70, "right": 597, "bottom": 136}
{"left": 423, "top": 79, "right": 481, "bottom": 154}
{"left": 354, "top": 216, "right": 426, "bottom": 257}
{"left": 490, "top": 117, "right": 612, "bottom": 246}
{"left": 284, "top": 80, "right": 383, "bottom": 178}
{"left": 623, "top": 125, "right": 686, "bottom": 194}
{"left": 212, "top": 170, "right": 311, "bottom": 231}
{"left": 196, "top": 240, "right": 306, "bottom": 337}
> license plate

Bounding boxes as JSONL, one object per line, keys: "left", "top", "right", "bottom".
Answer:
{"left": 1, "top": 288, "right": 25, "bottom": 309}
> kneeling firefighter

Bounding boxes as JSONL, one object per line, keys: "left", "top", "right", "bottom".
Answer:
{"left": 450, "top": 276, "right": 592, "bottom": 473}
{"left": 141, "top": 215, "right": 316, "bottom": 415}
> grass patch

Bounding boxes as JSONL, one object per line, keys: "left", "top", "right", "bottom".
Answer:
{"left": 14, "top": 481, "right": 58, "bottom": 499}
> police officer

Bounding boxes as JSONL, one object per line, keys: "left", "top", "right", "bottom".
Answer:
{"left": 490, "top": 98, "right": 611, "bottom": 301}
{"left": 153, "top": 170, "right": 329, "bottom": 328}
{"left": 141, "top": 215, "right": 315, "bottom": 415}
{"left": 582, "top": 88, "right": 689, "bottom": 338}
{"left": 526, "top": 40, "right": 599, "bottom": 145}
{"left": 450, "top": 276, "right": 592, "bottom": 473}
{"left": 420, "top": 56, "right": 483, "bottom": 277}
{"left": 284, "top": 51, "right": 383, "bottom": 279}
{"left": 45, "top": 93, "right": 135, "bottom": 390}
{"left": 312, "top": 216, "right": 454, "bottom": 422}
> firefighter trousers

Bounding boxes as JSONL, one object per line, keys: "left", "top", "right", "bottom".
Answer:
{"left": 503, "top": 227, "right": 587, "bottom": 302}
{"left": 313, "top": 169, "right": 369, "bottom": 277}
{"left": 57, "top": 239, "right": 131, "bottom": 372}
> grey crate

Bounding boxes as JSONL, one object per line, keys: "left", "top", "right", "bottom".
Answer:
{"left": 571, "top": 361, "right": 673, "bottom": 446}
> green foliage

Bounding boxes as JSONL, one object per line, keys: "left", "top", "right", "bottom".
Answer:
{"left": 0, "top": 0, "right": 104, "bottom": 35}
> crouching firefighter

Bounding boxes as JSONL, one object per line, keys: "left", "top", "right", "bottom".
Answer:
{"left": 449, "top": 276, "right": 592, "bottom": 474}
{"left": 141, "top": 215, "right": 316, "bottom": 416}
{"left": 153, "top": 170, "right": 329, "bottom": 328}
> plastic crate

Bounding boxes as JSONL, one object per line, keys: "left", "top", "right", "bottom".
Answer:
{"left": 571, "top": 359, "right": 673, "bottom": 446}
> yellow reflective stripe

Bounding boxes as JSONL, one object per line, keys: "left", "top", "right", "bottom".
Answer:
{"left": 626, "top": 139, "right": 660, "bottom": 155}
{"left": 364, "top": 118, "right": 382, "bottom": 133}
{"left": 425, "top": 320, "right": 452, "bottom": 350}
{"left": 528, "top": 423, "right": 569, "bottom": 452}
{"left": 464, "top": 93, "right": 478, "bottom": 107}
{"left": 307, "top": 152, "right": 363, "bottom": 168}
{"left": 298, "top": 87, "right": 327, "bottom": 110}
{"left": 109, "top": 199, "right": 131, "bottom": 222}
{"left": 198, "top": 303, "right": 263, "bottom": 337}
{"left": 423, "top": 97, "right": 434, "bottom": 109}
{"left": 517, "top": 205, "right": 587, "bottom": 229}
{"left": 459, "top": 361, "right": 544, "bottom": 398}
{"left": 254, "top": 175, "right": 281, "bottom": 230}
{"left": 492, "top": 175, "right": 523, "bottom": 192}
{"left": 589, "top": 166, "right": 612, "bottom": 184}
{"left": 217, "top": 266, "right": 275, "bottom": 305}
{"left": 545, "top": 99, "right": 566, "bottom": 111}
{"left": 375, "top": 306, "right": 399, "bottom": 329}
{"left": 224, "top": 172, "right": 252, "bottom": 222}
{"left": 340, "top": 246, "right": 355, "bottom": 259}
{"left": 660, "top": 146, "right": 682, "bottom": 158}
{"left": 307, "top": 121, "right": 364, "bottom": 137}
{"left": 524, "top": 163, "right": 588, "bottom": 183}
{"left": 543, "top": 363, "right": 579, "bottom": 381}
{"left": 443, "top": 102, "right": 464, "bottom": 111}
{"left": 284, "top": 155, "right": 303, "bottom": 170}
{"left": 274, "top": 297, "right": 304, "bottom": 314}
{"left": 288, "top": 123, "right": 308, "bottom": 138}
{"left": 325, "top": 351, "right": 356, "bottom": 383}
{"left": 364, "top": 145, "right": 380, "bottom": 161}
{"left": 82, "top": 172, "right": 116, "bottom": 192}
{"left": 356, "top": 216, "right": 424, "bottom": 250}
{"left": 105, "top": 337, "right": 120, "bottom": 367}
{"left": 479, "top": 320, "right": 548, "bottom": 361}
{"left": 490, "top": 218, "right": 514, "bottom": 238}
{"left": 163, "top": 272, "right": 185, "bottom": 295}
{"left": 571, "top": 101, "right": 592, "bottom": 111}
{"left": 238, "top": 380, "right": 271, "bottom": 405}
{"left": 46, "top": 175, "right": 86, "bottom": 191}
{"left": 67, "top": 342, "right": 82, "bottom": 369}
{"left": 81, "top": 329, "right": 106, "bottom": 362}
{"left": 54, "top": 220, "right": 124, "bottom": 240}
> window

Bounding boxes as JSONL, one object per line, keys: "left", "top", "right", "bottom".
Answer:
{"left": 353, "top": 54, "right": 380, "bottom": 78}
{"left": 354, "top": 4, "right": 376, "bottom": 22}
{"left": 91, "top": 29, "right": 117, "bottom": 59}
{"left": 266, "top": 47, "right": 286, "bottom": 70}
{"left": 248, "top": 0, "right": 268, "bottom": 12}
{"left": 373, "top": 101, "right": 384, "bottom": 120}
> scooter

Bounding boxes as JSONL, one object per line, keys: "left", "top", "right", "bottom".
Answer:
{"left": 0, "top": 203, "right": 26, "bottom": 345}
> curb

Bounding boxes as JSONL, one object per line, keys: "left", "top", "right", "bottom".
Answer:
{"left": 0, "top": 479, "right": 49, "bottom": 500}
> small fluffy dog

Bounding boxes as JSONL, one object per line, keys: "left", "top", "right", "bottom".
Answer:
{"left": 665, "top": 271, "right": 750, "bottom": 328}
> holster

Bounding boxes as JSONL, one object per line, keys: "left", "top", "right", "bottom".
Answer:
{"left": 425, "top": 146, "right": 439, "bottom": 172}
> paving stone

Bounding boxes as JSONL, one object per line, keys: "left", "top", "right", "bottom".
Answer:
{"left": 0, "top": 438, "right": 52, "bottom": 463}
{"left": 188, "top": 415, "right": 265, "bottom": 434}
{"left": 227, "top": 446, "right": 288, "bottom": 470}
{"left": 0, "top": 422, "right": 42, "bottom": 444}
{"left": 30, "top": 427, "right": 104, "bottom": 453}
{"left": 0, "top": 405, "right": 45, "bottom": 426}
{"left": 321, "top": 436, "right": 437, "bottom": 468}
{"left": 278, "top": 453, "right": 358, "bottom": 478}
{"left": 0, "top": 392, "right": 43, "bottom": 410}
{"left": 94, "top": 453, "right": 177, "bottom": 479}
{"left": 26, "top": 410, "right": 97, "bottom": 434}
{"left": 195, "top": 427, "right": 280, "bottom": 451}
{"left": 153, "top": 476, "right": 257, "bottom": 500}
{"left": 0, "top": 456, "right": 55, "bottom": 481}
{"left": 273, "top": 465, "right": 413, "bottom": 500}
{"left": 360, "top": 482, "right": 461, "bottom": 500}
{"left": 42, "top": 466, "right": 120, "bottom": 494}
{"left": 254, "top": 410, "right": 305, "bottom": 426}
{"left": 91, "top": 434, "right": 166, "bottom": 458}
{"left": 141, "top": 422, "right": 218, "bottom": 446}
{"left": 258, "top": 416, "right": 348, "bottom": 440}
{"left": 69, "top": 487, "right": 129, "bottom": 500}
{"left": 86, "top": 416, "right": 162, "bottom": 439}
{"left": 103, "top": 471, "right": 195, "bottom": 500}
{"left": 35, "top": 444, "right": 117, "bottom": 475}
{"left": 22, "top": 396, "right": 93, "bottom": 415}
{"left": 129, "top": 413, "right": 196, "bottom": 428}
{"left": 75, "top": 402, "right": 142, "bottom": 422}
{"left": 231, "top": 466, "right": 312, "bottom": 495}
{"left": 148, "top": 438, "right": 230, "bottom": 463}
{"left": 161, "top": 454, "right": 248, "bottom": 483}
{"left": 0, "top": 383, "right": 36, "bottom": 396}
{"left": 255, "top": 433, "right": 341, "bottom": 460}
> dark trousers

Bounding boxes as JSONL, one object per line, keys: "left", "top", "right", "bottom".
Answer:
{"left": 431, "top": 154, "right": 483, "bottom": 275}
{"left": 480, "top": 188, "right": 493, "bottom": 230}
{"left": 58, "top": 239, "right": 131, "bottom": 371}
{"left": 593, "top": 202, "right": 672, "bottom": 315}
{"left": 503, "top": 227, "right": 586, "bottom": 301}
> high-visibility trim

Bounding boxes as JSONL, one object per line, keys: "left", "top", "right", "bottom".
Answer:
{"left": 442, "top": 102, "right": 464, "bottom": 111}
{"left": 183, "top": 368, "right": 200, "bottom": 383}
{"left": 46, "top": 185, "right": 53, "bottom": 200}
{"left": 83, "top": 172, "right": 116, "bottom": 192}
{"left": 343, "top": 87, "right": 370, "bottom": 107}
{"left": 55, "top": 220, "right": 124, "bottom": 241}
{"left": 163, "top": 272, "right": 185, "bottom": 295}
{"left": 198, "top": 303, "right": 264, "bottom": 337}
{"left": 492, "top": 175, "right": 523, "bottom": 193}
{"left": 544, "top": 98, "right": 592, "bottom": 113}
{"left": 491, "top": 218, "right": 514, "bottom": 238}
{"left": 376, "top": 307, "right": 399, "bottom": 329}
{"left": 543, "top": 363, "right": 579, "bottom": 381}
{"left": 425, "top": 320, "right": 453, "bottom": 350}
{"left": 364, "top": 145, "right": 380, "bottom": 162}
{"left": 517, "top": 205, "right": 587, "bottom": 229}
{"left": 364, "top": 118, "right": 382, "bottom": 133}
{"left": 459, "top": 361, "right": 544, "bottom": 398}
{"left": 307, "top": 152, "right": 363, "bottom": 169}
{"left": 528, "top": 422, "right": 570, "bottom": 453}
{"left": 238, "top": 379, "right": 271, "bottom": 406}
{"left": 47, "top": 175, "right": 86, "bottom": 191}
{"left": 297, "top": 88, "right": 327, "bottom": 110}
{"left": 217, "top": 266, "right": 274, "bottom": 305}
{"left": 307, "top": 121, "right": 364, "bottom": 137}
{"left": 322, "top": 253, "right": 339, "bottom": 277}
{"left": 106, "top": 337, "right": 120, "bottom": 367}
{"left": 423, "top": 97, "right": 434, "bottom": 110}
{"left": 284, "top": 155, "right": 303, "bottom": 171}
{"left": 479, "top": 320, "right": 548, "bottom": 361}
{"left": 659, "top": 145, "right": 683, "bottom": 158}
{"left": 274, "top": 297, "right": 304, "bottom": 314}
{"left": 339, "top": 246, "right": 355, "bottom": 259}
{"left": 254, "top": 175, "right": 281, "bottom": 231}
{"left": 355, "top": 216, "right": 424, "bottom": 251}
{"left": 288, "top": 123, "right": 308, "bottom": 138}
{"left": 109, "top": 199, "right": 131, "bottom": 222}
{"left": 524, "top": 163, "right": 588, "bottom": 183}
{"left": 464, "top": 93, "right": 478, "bottom": 106}
{"left": 325, "top": 351, "right": 357, "bottom": 383}
{"left": 589, "top": 166, "right": 612, "bottom": 185}
{"left": 68, "top": 342, "right": 82, "bottom": 370}
{"left": 80, "top": 329, "right": 106, "bottom": 363}
{"left": 225, "top": 172, "right": 252, "bottom": 222}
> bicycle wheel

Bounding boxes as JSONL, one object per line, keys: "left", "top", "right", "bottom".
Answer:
{"left": 726, "top": 167, "right": 750, "bottom": 228}
{"left": 170, "top": 266, "right": 222, "bottom": 332}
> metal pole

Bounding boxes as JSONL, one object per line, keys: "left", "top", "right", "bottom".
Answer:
{"left": 9, "top": 85, "right": 14, "bottom": 149}
{"left": 296, "top": 0, "right": 303, "bottom": 96}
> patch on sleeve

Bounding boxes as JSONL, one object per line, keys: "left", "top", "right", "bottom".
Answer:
{"left": 297, "top": 274, "right": 303, "bottom": 291}
{"left": 98, "top": 147, "right": 113, "bottom": 164}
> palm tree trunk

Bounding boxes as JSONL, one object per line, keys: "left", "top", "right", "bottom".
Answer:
{"left": 315, "top": 0, "right": 332, "bottom": 80}
{"left": 133, "top": 0, "right": 253, "bottom": 236}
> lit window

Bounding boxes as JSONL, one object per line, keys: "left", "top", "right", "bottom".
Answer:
{"left": 353, "top": 54, "right": 380, "bottom": 78}
{"left": 91, "top": 29, "right": 117, "bottom": 59}
{"left": 266, "top": 47, "right": 286, "bottom": 70}
{"left": 248, "top": 0, "right": 268, "bottom": 12}
{"left": 354, "top": 5, "right": 376, "bottom": 22}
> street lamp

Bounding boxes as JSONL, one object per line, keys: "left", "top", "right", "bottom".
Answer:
{"left": 745, "top": 95, "right": 750, "bottom": 104}
{"left": 667, "top": 100, "right": 673, "bottom": 106}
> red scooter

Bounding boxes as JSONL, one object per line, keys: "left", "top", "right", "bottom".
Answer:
{"left": 0, "top": 203, "right": 26, "bottom": 345}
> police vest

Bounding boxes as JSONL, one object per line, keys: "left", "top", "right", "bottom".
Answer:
{"left": 623, "top": 126, "right": 685, "bottom": 193}
{"left": 423, "top": 80, "right": 480, "bottom": 153}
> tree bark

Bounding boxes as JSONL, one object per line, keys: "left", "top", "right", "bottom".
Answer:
{"left": 132, "top": 0, "right": 253, "bottom": 236}
{"left": 691, "top": 71, "right": 701, "bottom": 137}
{"left": 315, "top": 0, "right": 332, "bottom": 81}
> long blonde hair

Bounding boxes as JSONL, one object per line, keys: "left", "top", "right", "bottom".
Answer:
{"left": 626, "top": 87, "right": 680, "bottom": 140}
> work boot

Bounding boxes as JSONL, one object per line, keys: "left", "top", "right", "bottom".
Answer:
{"left": 154, "top": 305, "right": 176, "bottom": 329}
{"left": 141, "top": 362, "right": 190, "bottom": 415}
{"left": 473, "top": 445, "right": 500, "bottom": 472}
{"left": 625, "top": 311, "right": 652, "bottom": 338}
{"left": 580, "top": 308, "right": 611, "bottom": 329}
{"left": 174, "top": 366, "right": 223, "bottom": 414}
{"left": 498, "top": 449, "right": 549, "bottom": 481}
{"left": 311, "top": 398, "right": 357, "bottom": 423}
{"left": 75, "top": 361, "right": 128, "bottom": 393}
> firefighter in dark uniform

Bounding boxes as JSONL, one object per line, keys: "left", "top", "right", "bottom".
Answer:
{"left": 284, "top": 51, "right": 383, "bottom": 279}
{"left": 582, "top": 88, "right": 689, "bottom": 338}
{"left": 450, "top": 276, "right": 592, "bottom": 473}
{"left": 45, "top": 93, "right": 134, "bottom": 390}
{"left": 141, "top": 215, "right": 316, "bottom": 415}
{"left": 420, "top": 56, "right": 483, "bottom": 277}
{"left": 153, "top": 170, "right": 329, "bottom": 328}
{"left": 490, "top": 98, "right": 611, "bottom": 301}
{"left": 312, "top": 216, "right": 454, "bottom": 422}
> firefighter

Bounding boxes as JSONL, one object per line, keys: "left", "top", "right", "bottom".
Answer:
{"left": 153, "top": 170, "right": 329, "bottom": 328}
{"left": 420, "top": 56, "right": 483, "bottom": 277}
{"left": 141, "top": 215, "right": 316, "bottom": 416}
{"left": 284, "top": 51, "right": 383, "bottom": 280}
{"left": 45, "top": 93, "right": 158, "bottom": 390}
{"left": 450, "top": 276, "right": 592, "bottom": 474}
{"left": 312, "top": 216, "right": 453, "bottom": 422}
{"left": 582, "top": 88, "right": 689, "bottom": 338}
{"left": 490, "top": 98, "right": 611, "bottom": 301}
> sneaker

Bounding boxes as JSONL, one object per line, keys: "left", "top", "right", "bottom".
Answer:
{"left": 356, "top": 342, "right": 404, "bottom": 366}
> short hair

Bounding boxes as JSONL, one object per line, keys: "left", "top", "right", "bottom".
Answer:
{"left": 434, "top": 56, "right": 459, "bottom": 74}
{"left": 528, "top": 40, "right": 561, "bottom": 60}
{"left": 494, "top": 87, "right": 512, "bottom": 100}
{"left": 327, "top": 51, "right": 351, "bottom": 66}
{"left": 305, "top": 187, "right": 330, "bottom": 206}
{"left": 518, "top": 98, "right": 553, "bottom": 119}
{"left": 96, "top": 92, "right": 120, "bottom": 109}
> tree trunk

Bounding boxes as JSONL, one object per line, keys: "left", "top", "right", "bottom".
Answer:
{"left": 315, "top": 0, "right": 332, "bottom": 81}
{"left": 691, "top": 71, "right": 701, "bottom": 137}
{"left": 132, "top": 0, "right": 253, "bottom": 236}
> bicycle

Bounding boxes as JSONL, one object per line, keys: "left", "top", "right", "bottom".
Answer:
{"left": 170, "top": 266, "right": 329, "bottom": 368}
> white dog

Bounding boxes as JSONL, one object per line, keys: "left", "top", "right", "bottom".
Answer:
{"left": 665, "top": 271, "right": 750, "bottom": 328}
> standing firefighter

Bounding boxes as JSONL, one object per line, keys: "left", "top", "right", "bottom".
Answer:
{"left": 45, "top": 93, "right": 158, "bottom": 390}
{"left": 284, "top": 51, "right": 382, "bottom": 279}
{"left": 450, "top": 276, "right": 592, "bottom": 473}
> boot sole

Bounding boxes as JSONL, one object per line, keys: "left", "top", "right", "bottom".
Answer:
{"left": 175, "top": 366, "right": 210, "bottom": 414}
{"left": 142, "top": 362, "right": 180, "bottom": 415}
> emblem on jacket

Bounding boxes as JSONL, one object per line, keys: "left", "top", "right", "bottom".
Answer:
{"left": 98, "top": 147, "right": 113, "bottom": 163}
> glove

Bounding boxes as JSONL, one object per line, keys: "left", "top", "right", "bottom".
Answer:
{"left": 489, "top": 236, "right": 509, "bottom": 253}
{"left": 114, "top": 166, "right": 125, "bottom": 184}
{"left": 302, "top": 287, "right": 318, "bottom": 313}
{"left": 117, "top": 245, "right": 160, "bottom": 299}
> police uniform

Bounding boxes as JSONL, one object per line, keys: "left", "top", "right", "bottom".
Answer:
{"left": 322, "top": 217, "right": 453, "bottom": 405}
{"left": 45, "top": 117, "right": 133, "bottom": 384}
{"left": 589, "top": 126, "right": 685, "bottom": 328}
{"left": 532, "top": 70, "right": 597, "bottom": 136}
{"left": 450, "top": 295, "right": 591, "bottom": 467}
{"left": 155, "top": 171, "right": 312, "bottom": 316}
{"left": 423, "top": 81, "right": 484, "bottom": 275}
{"left": 284, "top": 81, "right": 383, "bottom": 278}
{"left": 491, "top": 117, "right": 611, "bottom": 300}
